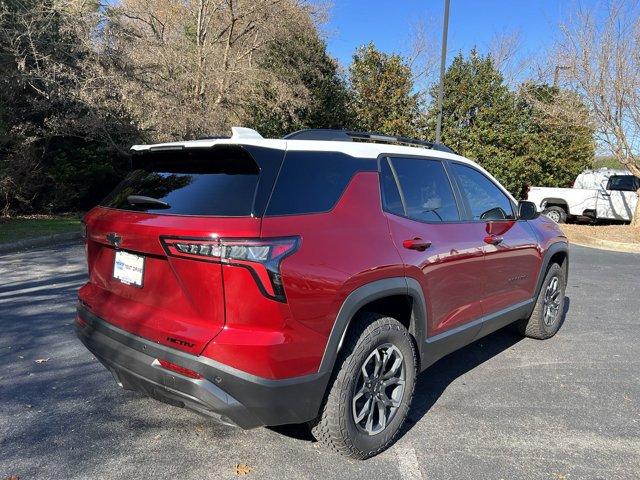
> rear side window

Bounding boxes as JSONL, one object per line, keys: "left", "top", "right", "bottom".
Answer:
{"left": 380, "top": 158, "right": 404, "bottom": 216}
{"left": 266, "top": 151, "right": 376, "bottom": 215}
{"left": 380, "top": 157, "right": 460, "bottom": 222}
{"left": 607, "top": 175, "right": 640, "bottom": 192}
{"left": 101, "top": 145, "right": 282, "bottom": 216}
{"left": 451, "top": 163, "right": 515, "bottom": 220}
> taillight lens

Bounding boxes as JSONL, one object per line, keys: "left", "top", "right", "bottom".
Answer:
{"left": 160, "top": 236, "right": 299, "bottom": 302}
{"left": 154, "top": 359, "right": 202, "bottom": 379}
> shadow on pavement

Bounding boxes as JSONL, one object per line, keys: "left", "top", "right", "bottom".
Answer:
{"left": 403, "top": 296, "right": 571, "bottom": 435}
{"left": 271, "top": 297, "right": 571, "bottom": 444}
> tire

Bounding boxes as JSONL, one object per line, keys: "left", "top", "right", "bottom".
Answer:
{"left": 310, "top": 313, "right": 417, "bottom": 459}
{"left": 542, "top": 206, "right": 567, "bottom": 224}
{"left": 517, "top": 263, "right": 566, "bottom": 339}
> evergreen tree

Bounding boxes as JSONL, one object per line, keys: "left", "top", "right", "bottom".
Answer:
{"left": 518, "top": 83, "right": 594, "bottom": 192}
{"left": 246, "top": 31, "right": 354, "bottom": 137}
{"left": 349, "top": 43, "right": 421, "bottom": 136}
{"left": 426, "top": 50, "right": 593, "bottom": 196}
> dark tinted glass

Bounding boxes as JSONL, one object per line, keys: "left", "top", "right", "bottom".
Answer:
{"left": 266, "top": 151, "right": 376, "bottom": 215}
{"left": 101, "top": 146, "right": 273, "bottom": 216}
{"left": 451, "top": 163, "right": 515, "bottom": 220}
{"left": 607, "top": 175, "right": 640, "bottom": 192}
{"left": 386, "top": 157, "right": 459, "bottom": 222}
{"left": 380, "top": 158, "right": 404, "bottom": 216}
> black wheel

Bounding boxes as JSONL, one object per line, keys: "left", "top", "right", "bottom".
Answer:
{"left": 310, "top": 313, "right": 417, "bottom": 459}
{"left": 517, "top": 263, "right": 566, "bottom": 339}
{"left": 542, "top": 206, "right": 567, "bottom": 224}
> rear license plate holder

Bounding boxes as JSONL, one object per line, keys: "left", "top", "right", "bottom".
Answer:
{"left": 113, "top": 250, "right": 145, "bottom": 287}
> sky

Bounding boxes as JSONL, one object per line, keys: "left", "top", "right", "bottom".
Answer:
{"left": 322, "top": 0, "right": 589, "bottom": 74}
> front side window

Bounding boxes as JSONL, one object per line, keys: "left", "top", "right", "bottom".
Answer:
{"left": 380, "top": 157, "right": 460, "bottom": 222}
{"left": 451, "top": 163, "right": 515, "bottom": 220}
{"left": 607, "top": 175, "right": 640, "bottom": 192}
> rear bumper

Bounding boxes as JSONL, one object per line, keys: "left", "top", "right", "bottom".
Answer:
{"left": 75, "top": 305, "right": 328, "bottom": 429}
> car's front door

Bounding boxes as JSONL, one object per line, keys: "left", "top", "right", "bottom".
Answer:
{"left": 380, "top": 156, "right": 487, "bottom": 338}
{"left": 596, "top": 175, "right": 639, "bottom": 220}
{"left": 448, "top": 162, "right": 541, "bottom": 316}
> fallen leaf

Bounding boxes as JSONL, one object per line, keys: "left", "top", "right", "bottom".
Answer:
{"left": 5, "top": 475, "right": 20, "bottom": 480}
{"left": 35, "top": 358, "right": 50, "bottom": 364}
{"left": 235, "top": 464, "right": 251, "bottom": 476}
{"left": 195, "top": 425, "right": 204, "bottom": 433}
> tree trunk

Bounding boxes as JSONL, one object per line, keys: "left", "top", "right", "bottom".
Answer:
{"left": 626, "top": 164, "right": 640, "bottom": 228}
{"left": 632, "top": 187, "right": 640, "bottom": 228}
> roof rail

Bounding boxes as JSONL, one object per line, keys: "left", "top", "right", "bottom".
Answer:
{"left": 283, "top": 129, "right": 455, "bottom": 153}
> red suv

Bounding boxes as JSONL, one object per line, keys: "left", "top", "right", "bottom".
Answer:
{"left": 77, "top": 128, "right": 568, "bottom": 459}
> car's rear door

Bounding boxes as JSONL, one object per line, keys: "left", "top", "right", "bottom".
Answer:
{"left": 448, "top": 162, "right": 541, "bottom": 316}
{"left": 380, "top": 156, "right": 487, "bottom": 338}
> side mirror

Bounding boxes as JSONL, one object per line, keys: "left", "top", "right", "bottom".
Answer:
{"left": 518, "top": 201, "right": 539, "bottom": 220}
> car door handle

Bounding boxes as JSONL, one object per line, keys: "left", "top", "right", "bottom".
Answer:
{"left": 403, "top": 238, "right": 432, "bottom": 251}
{"left": 483, "top": 234, "right": 504, "bottom": 245}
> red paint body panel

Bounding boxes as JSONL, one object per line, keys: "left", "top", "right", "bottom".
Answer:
{"left": 257, "top": 172, "right": 405, "bottom": 377}
{"left": 81, "top": 208, "right": 260, "bottom": 355}
{"left": 384, "top": 214, "right": 487, "bottom": 335}
{"left": 481, "top": 220, "right": 542, "bottom": 314}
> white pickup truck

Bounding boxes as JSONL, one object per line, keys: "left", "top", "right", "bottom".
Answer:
{"left": 527, "top": 168, "right": 640, "bottom": 223}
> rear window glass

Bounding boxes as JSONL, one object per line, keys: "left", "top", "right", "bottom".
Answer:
{"left": 101, "top": 146, "right": 281, "bottom": 216}
{"left": 265, "top": 151, "right": 376, "bottom": 215}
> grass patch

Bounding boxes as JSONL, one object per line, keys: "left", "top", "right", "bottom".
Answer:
{"left": 0, "top": 216, "right": 81, "bottom": 244}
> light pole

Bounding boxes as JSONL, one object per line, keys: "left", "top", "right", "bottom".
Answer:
{"left": 435, "top": 0, "right": 450, "bottom": 144}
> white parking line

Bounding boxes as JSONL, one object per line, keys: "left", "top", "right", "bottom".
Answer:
{"left": 396, "top": 444, "right": 423, "bottom": 480}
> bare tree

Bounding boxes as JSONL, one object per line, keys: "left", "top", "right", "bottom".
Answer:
{"left": 486, "top": 31, "right": 534, "bottom": 86}
{"left": 106, "top": 0, "right": 318, "bottom": 140}
{"left": 405, "top": 20, "right": 439, "bottom": 91}
{"left": 0, "top": 0, "right": 137, "bottom": 215}
{"left": 557, "top": 0, "right": 640, "bottom": 226}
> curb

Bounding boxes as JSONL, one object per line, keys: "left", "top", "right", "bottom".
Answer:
{"left": 0, "top": 231, "right": 82, "bottom": 255}
{"left": 566, "top": 231, "right": 640, "bottom": 254}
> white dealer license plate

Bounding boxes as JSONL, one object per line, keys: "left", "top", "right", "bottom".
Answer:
{"left": 113, "top": 251, "right": 145, "bottom": 287}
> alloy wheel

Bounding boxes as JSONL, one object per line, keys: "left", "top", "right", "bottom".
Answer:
{"left": 543, "top": 276, "right": 562, "bottom": 326}
{"left": 352, "top": 344, "right": 406, "bottom": 436}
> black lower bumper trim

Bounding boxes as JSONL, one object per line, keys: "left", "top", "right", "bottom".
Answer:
{"left": 76, "top": 305, "right": 328, "bottom": 429}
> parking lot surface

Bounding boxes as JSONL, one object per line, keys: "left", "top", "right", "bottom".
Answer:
{"left": 1, "top": 243, "right": 639, "bottom": 479}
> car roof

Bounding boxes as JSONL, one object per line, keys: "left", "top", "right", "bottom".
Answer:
{"left": 131, "top": 127, "right": 471, "bottom": 163}
{"left": 131, "top": 127, "right": 517, "bottom": 203}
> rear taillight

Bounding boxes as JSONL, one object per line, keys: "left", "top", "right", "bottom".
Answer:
{"left": 160, "top": 236, "right": 299, "bottom": 302}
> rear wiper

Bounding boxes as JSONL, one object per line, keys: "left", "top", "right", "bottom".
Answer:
{"left": 127, "top": 195, "right": 170, "bottom": 209}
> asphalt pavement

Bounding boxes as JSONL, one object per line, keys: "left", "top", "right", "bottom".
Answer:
{"left": 1, "top": 242, "right": 639, "bottom": 479}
